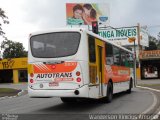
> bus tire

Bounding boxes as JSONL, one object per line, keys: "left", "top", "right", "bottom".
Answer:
{"left": 127, "top": 79, "right": 132, "bottom": 94}
{"left": 60, "top": 97, "right": 77, "bottom": 103}
{"left": 106, "top": 82, "right": 113, "bottom": 103}
{"left": 101, "top": 82, "right": 113, "bottom": 103}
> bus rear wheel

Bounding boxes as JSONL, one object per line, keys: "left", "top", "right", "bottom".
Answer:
{"left": 106, "top": 82, "right": 113, "bottom": 103}
{"left": 127, "top": 79, "right": 132, "bottom": 94}
{"left": 101, "top": 82, "right": 113, "bottom": 103}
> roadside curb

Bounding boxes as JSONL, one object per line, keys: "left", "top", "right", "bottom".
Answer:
{"left": 137, "top": 85, "right": 160, "bottom": 93}
{"left": 0, "top": 89, "right": 28, "bottom": 101}
{"left": 18, "top": 90, "right": 28, "bottom": 96}
{"left": 137, "top": 85, "right": 160, "bottom": 120}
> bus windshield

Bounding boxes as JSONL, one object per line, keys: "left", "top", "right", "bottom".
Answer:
{"left": 30, "top": 32, "right": 81, "bottom": 58}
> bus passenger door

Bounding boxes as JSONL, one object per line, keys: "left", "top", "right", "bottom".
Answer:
{"left": 96, "top": 39, "right": 104, "bottom": 97}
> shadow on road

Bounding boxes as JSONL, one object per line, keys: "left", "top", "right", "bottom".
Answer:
{"left": 37, "top": 90, "right": 135, "bottom": 113}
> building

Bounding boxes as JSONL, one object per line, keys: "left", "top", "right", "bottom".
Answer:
{"left": 139, "top": 50, "right": 160, "bottom": 79}
{"left": 1, "top": 50, "right": 157, "bottom": 83}
{"left": 0, "top": 58, "right": 28, "bottom": 83}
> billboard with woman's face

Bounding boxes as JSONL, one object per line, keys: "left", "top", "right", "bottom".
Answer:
{"left": 66, "top": 3, "right": 110, "bottom": 25}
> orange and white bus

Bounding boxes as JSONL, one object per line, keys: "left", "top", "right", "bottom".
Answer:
{"left": 28, "top": 28, "right": 134, "bottom": 103}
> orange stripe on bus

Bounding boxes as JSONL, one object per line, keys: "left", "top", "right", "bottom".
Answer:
{"left": 33, "top": 62, "right": 77, "bottom": 73}
{"left": 104, "top": 65, "right": 130, "bottom": 83}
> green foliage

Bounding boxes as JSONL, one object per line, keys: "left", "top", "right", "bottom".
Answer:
{"left": 0, "top": 8, "right": 9, "bottom": 37}
{"left": 145, "top": 41, "right": 157, "bottom": 50}
{"left": 157, "top": 32, "right": 160, "bottom": 50}
{"left": 157, "top": 42, "right": 160, "bottom": 50}
{"left": 1, "top": 40, "right": 27, "bottom": 59}
{"left": 0, "top": 88, "right": 18, "bottom": 92}
{"left": 145, "top": 35, "right": 158, "bottom": 50}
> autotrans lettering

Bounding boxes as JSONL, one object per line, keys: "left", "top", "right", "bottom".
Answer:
{"left": 36, "top": 73, "right": 72, "bottom": 79}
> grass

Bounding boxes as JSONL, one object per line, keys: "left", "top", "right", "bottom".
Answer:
{"left": 0, "top": 88, "right": 20, "bottom": 97}
{"left": 0, "top": 88, "right": 18, "bottom": 93}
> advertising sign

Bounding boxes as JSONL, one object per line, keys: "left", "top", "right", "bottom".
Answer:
{"left": 0, "top": 58, "right": 27, "bottom": 70}
{"left": 66, "top": 3, "right": 110, "bottom": 25}
{"left": 98, "top": 27, "right": 138, "bottom": 46}
{"left": 139, "top": 50, "right": 160, "bottom": 59}
{"left": 140, "top": 28, "right": 149, "bottom": 47}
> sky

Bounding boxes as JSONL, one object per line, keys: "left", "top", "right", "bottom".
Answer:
{"left": 1, "top": 0, "right": 160, "bottom": 50}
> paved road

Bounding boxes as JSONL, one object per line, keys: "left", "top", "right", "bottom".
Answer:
{"left": 0, "top": 87, "right": 156, "bottom": 120}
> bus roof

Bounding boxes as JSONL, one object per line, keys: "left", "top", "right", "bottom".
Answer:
{"left": 30, "top": 28, "right": 134, "bottom": 54}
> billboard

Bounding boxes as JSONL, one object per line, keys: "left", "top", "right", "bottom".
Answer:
{"left": 98, "top": 27, "right": 138, "bottom": 46}
{"left": 140, "top": 28, "right": 149, "bottom": 47}
{"left": 66, "top": 3, "right": 110, "bottom": 25}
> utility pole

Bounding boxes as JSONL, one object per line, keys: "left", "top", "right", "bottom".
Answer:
{"left": 128, "top": 37, "right": 137, "bottom": 87}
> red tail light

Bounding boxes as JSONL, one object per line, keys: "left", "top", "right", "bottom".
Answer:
{"left": 76, "top": 71, "right": 80, "bottom": 76}
{"left": 76, "top": 77, "right": 81, "bottom": 82}
{"left": 30, "top": 79, "right": 34, "bottom": 83}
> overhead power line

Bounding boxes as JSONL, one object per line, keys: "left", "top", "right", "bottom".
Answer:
{"left": 142, "top": 25, "right": 160, "bottom": 28}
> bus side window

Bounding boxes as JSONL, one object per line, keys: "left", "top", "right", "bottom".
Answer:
{"left": 120, "top": 49, "right": 126, "bottom": 66}
{"left": 105, "top": 43, "right": 113, "bottom": 65}
{"left": 88, "top": 35, "right": 96, "bottom": 63}
{"left": 126, "top": 53, "right": 134, "bottom": 68}
{"left": 113, "top": 46, "right": 120, "bottom": 66}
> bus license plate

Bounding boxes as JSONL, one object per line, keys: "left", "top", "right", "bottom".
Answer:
{"left": 49, "top": 82, "right": 59, "bottom": 87}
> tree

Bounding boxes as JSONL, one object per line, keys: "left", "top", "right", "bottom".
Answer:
{"left": 1, "top": 40, "right": 27, "bottom": 59}
{"left": 145, "top": 40, "right": 157, "bottom": 50}
{"left": 158, "top": 32, "right": 160, "bottom": 41}
{"left": 0, "top": 8, "right": 9, "bottom": 37}
{"left": 145, "top": 35, "right": 158, "bottom": 50}
{"left": 157, "top": 41, "right": 160, "bottom": 50}
{"left": 157, "top": 32, "right": 160, "bottom": 50}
